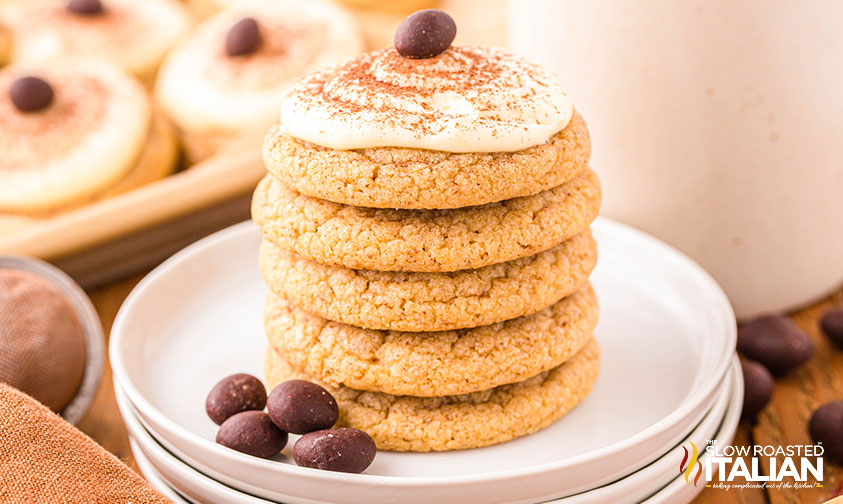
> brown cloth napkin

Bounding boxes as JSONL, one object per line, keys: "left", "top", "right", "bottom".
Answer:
{"left": 0, "top": 383, "right": 172, "bottom": 504}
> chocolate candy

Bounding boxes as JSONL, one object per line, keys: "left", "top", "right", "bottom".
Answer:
{"left": 809, "top": 401, "right": 843, "bottom": 465}
{"left": 737, "top": 315, "right": 813, "bottom": 375}
{"left": 10, "top": 76, "right": 54, "bottom": 113}
{"left": 205, "top": 373, "right": 267, "bottom": 425}
{"left": 216, "top": 411, "right": 287, "bottom": 459}
{"left": 820, "top": 307, "right": 843, "bottom": 349}
{"left": 67, "top": 0, "right": 104, "bottom": 15}
{"left": 394, "top": 9, "right": 456, "bottom": 59}
{"left": 267, "top": 380, "right": 338, "bottom": 434}
{"left": 294, "top": 428, "right": 376, "bottom": 473}
{"left": 226, "top": 18, "right": 262, "bottom": 57}
{"left": 740, "top": 358, "right": 774, "bottom": 421}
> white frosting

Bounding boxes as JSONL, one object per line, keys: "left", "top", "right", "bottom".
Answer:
{"left": 280, "top": 46, "right": 574, "bottom": 152}
{"left": 0, "top": 60, "right": 150, "bottom": 210}
{"left": 155, "top": 0, "right": 364, "bottom": 133}
{"left": 0, "top": 0, "right": 191, "bottom": 76}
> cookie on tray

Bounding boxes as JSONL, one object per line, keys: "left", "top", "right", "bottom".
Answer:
{"left": 0, "top": 0, "right": 191, "bottom": 84}
{"left": 156, "top": 0, "right": 363, "bottom": 162}
{"left": 0, "top": 60, "right": 177, "bottom": 214}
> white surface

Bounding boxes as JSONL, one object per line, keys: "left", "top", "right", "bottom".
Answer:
{"left": 120, "top": 358, "right": 740, "bottom": 504}
{"left": 110, "top": 218, "right": 736, "bottom": 504}
{"left": 509, "top": 0, "right": 843, "bottom": 318}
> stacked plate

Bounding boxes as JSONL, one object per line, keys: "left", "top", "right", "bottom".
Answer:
{"left": 110, "top": 218, "right": 741, "bottom": 504}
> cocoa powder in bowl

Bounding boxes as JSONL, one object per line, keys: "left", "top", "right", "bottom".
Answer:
{"left": 0, "top": 257, "right": 104, "bottom": 423}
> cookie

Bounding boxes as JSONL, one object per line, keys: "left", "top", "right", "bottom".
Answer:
{"left": 259, "top": 230, "right": 597, "bottom": 331}
{"left": 156, "top": 0, "right": 363, "bottom": 162}
{"left": 263, "top": 111, "right": 590, "bottom": 210}
{"left": 252, "top": 168, "right": 601, "bottom": 273}
{"left": 264, "top": 283, "right": 598, "bottom": 396}
{"left": 0, "top": 60, "right": 154, "bottom": 213}
{"left": 0, "top": 0, "right": 191, "bottom": 84}
{"left": 334, "top": 0, "right": 438, "bottom": 13}
{"left": 91, "top": 110, "right": 178, "bottom": 203}
{"left": 265, "top": 337, "right": 600, "bottom": 451}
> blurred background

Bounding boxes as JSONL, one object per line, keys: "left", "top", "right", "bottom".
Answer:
{"left": 1, "top": 0, "right": 839, "bottom": 319}
{"left": 0, "top": 1, "right": 841, "bottom": 503}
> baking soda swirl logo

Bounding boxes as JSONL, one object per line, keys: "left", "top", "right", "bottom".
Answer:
{"left": 680, "top": 440, "right": 825, "bottom": 489}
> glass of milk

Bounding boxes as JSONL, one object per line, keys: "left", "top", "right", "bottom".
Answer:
{"left": 509, "top": 0, "right": 843, "bottom": 318}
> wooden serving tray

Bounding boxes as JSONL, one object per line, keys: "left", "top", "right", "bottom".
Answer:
{"left": 0, "top": 0, "right": 503, "bottom": 289}
{"left": 0, "top": 135, "right": 265, "bottom": 289}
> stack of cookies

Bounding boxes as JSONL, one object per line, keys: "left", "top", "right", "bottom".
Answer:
{"left": 253, "top": 11, "right": 602, "bottom": 452}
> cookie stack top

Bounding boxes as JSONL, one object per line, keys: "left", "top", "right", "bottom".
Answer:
{"left": 263, "top": 44, "right": 591, "bottom": 210}
{"left": 254, "top": 11, "right": 601, "bottom": 452}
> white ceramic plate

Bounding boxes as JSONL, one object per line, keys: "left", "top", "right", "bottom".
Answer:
{"left": 131, "top": 438, "right": 192, "bottom": 504}
{"left": 641, "top": 357, "right": 743, "bottom": 504}
{"left": 120, "top": 357, "right": 740, "bottom": 504}
{"left": 546, "top": 356, "right": 741, "bottom": 504}
{"left": 110, "top": 218, "right": 737, "bottom": 504}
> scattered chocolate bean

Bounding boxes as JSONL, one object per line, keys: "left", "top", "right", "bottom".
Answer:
{"left": 294, "top": 428, "right": 376, "bottom": 473}
{"left": 820, "top": 307, "right": 843, "bottom": 349}
{"left": 809, "top": 401, "right": 843, "bottom": 465}
{"left": 216, "top": 411, "right": 287, "bottom": 459}
{"left": 226, "top": 18, "right": 262, "bottom": 57}
{"left": 740, "top": 358, "right": 774, "bottom": 421}
{"left": 206, "top": 373, "right": 267, "bottom": 425}
{"left": 737, "top": 315, "right": 813, "bottom": 375}
{"left": 67, "top": 0, "right": 104, "bottom": 15}
{"left": 10, "top": 76, "right": 54, "bottom": 113}
{"left": 394, "top": 9, "right": 456, "bottom": 59}
{"left": 267, "top": 380, "right": 338, "bottom": 434}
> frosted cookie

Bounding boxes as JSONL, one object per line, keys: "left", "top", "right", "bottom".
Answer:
{"left": 265, "top": 284, "right": 597, "bottom": 396}
{"left": 185, "top": 0, "right": 236, "bottom": 19}
{"left": 0, "top": 0, "right": 191, "bottom": 84}
{"left": 259, "top": 230, "right": 597, "bottom": 331}
{"left": 0, "top": 21, "right": 10, "bottom": 66}
{"left": 0, "top": 60, "right": 177, "bottom": 213}
{"left": 96, "top": 111, "right": 178, "bottom": 201}
{"left": 335, "top": 0, "right": 438, "bottom": 14}
{"left": 265, "top": 337, "right": 600, "bottom": 451}
{"left": 156, "top": 0, "right": 363, "bottom": 162}
{"left": 252, "top": 168, "right": 601, "bottom": 272}
{"left": 264, "top": 46, "right": 589, "bottom": 209}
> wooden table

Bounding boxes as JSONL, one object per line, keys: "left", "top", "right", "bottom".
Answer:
{"left": 78, "top": 273, "right": 842, "bottom": 503}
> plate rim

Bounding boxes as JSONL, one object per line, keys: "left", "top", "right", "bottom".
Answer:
{"left": 639, "top": 354, "right": 744, "bottom": 503}
{"left": 120, "top": 357, "right": 741, "bottom": 504}
{"left": 545, "top": 355, "right": 742, "bottom": 504}
{"left": 110, "top": 217, "right": 737, "bottom": 486}
{"left": 131, "top": 438, "right": 192, "bottom": 504}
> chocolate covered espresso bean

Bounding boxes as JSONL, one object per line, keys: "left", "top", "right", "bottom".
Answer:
{"left": 206, "top": 373, "right": 267, "bottom": 425}
{"left": 267, "top": 380, "right": 338, "bottom": 434}
{"left": 216, "top": 411, "right": 287, "bottom": 459}
{"left": 294, "top": 428, "right": 376, "bottom": 473}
